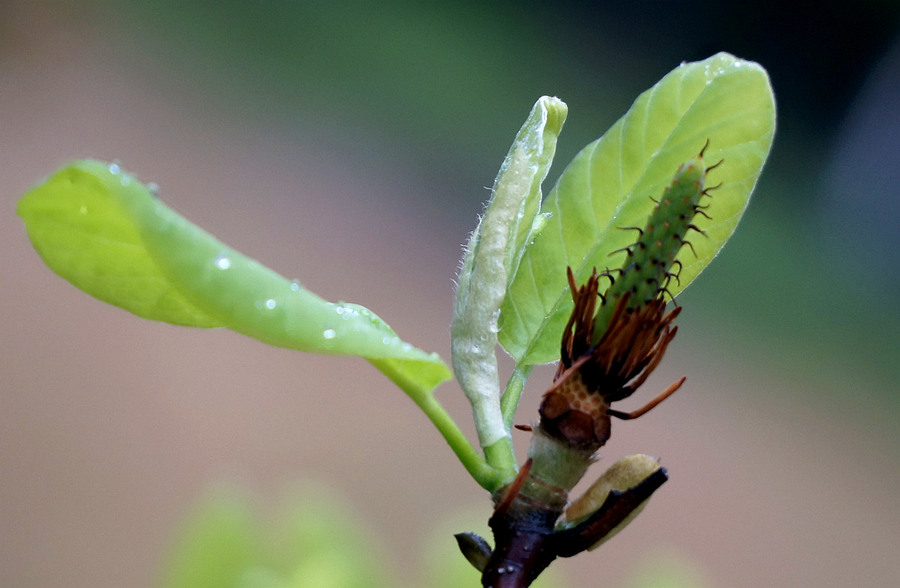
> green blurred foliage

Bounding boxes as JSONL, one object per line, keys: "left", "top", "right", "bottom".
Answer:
{"left": 78, "top": 0, "right": 635, "bottom": 192}
{"left": 162, "top": 487, "right": 569, "bottom": 588}
{"left": 621, "top": 548, "right": 712, "bottom": 588}
{"left": 162, "top": 484, "right": 392, "bottom": 588}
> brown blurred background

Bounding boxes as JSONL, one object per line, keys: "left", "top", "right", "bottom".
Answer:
{"left": 2, "top": 1, "right": 899, "bottom": 586}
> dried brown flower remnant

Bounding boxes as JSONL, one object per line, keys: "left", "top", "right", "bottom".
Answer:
{"left": 539, "top": 268, "right": 684, "bottom": 450}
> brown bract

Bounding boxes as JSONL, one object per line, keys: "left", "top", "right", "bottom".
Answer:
{"left": 539, "top": 268, "right": 681, "bottom": 449}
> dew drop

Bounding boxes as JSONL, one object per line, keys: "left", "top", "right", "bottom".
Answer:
{"left": 289, "top": 280, "right": 301, "bottom": 292}
{"left": 108, "top": 163, "right": 121, "bottom": 175}
{"left": 335, "top": 305, "right": 356, "bottom": 320}
{"left": 148, "top": 182, "right": 160, "bottom": 198}
{"left": 264, "top": 298, "right": 277, "bottom": 310}
{"left": 214, "top": 254, "right": 232, "bottom": 270}
{"left": 489, "top": 309, "right": 501, "bottom": 333}
{"left": 323, "top": 329, "right": 336, "bottom": 339}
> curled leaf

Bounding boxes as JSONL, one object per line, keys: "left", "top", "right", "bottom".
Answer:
{"left": 452, "top": 96, "right": 567, "bottom": 448}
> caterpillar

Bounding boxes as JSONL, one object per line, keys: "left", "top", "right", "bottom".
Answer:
{"left": 536, "top": 144, "right": 722, "bottom": 450}
{"left": 592, "top": 142, "right": 720, "bottom": 337}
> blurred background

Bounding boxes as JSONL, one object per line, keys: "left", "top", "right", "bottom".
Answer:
{"left": 2, "top": 1, "right": 898, "bottom": 586}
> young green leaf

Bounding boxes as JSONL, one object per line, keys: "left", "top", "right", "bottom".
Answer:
{"left": 18, "top": 161, "right": 451, "bottom": 395}
{"left": 499, "top": 53, "right": 776, "bottom": 366}
{"left": 452, "top": 96, "right": 566, "bottom": 454}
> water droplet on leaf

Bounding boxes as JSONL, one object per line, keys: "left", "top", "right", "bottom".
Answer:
{"left": 214, "top": 254, "right": 231, "bottom": 270}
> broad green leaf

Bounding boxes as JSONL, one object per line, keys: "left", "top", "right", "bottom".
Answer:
{"left": 18, "top": 161, "right": 451, "bottom": 395}
{"left": 499, "top": 53, "right": 776, "bottom": 365}
{"left": 451, "top": 96, "right": 566, "bottom": 450}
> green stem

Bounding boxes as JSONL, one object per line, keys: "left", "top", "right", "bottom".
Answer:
{"left": 478, "top": 367, "right": 535, "bottom": 488}
{"left": 483, "top": 437, "right": 517, "bottom": 488}
{"left": 416, "top": 392, "right": 504, "bottom": 490}
{"left": 371, "top": 358, "right": 503, "bottom": 490}
{"left": 500, "top": 365, "right": 532, "bottom": 431}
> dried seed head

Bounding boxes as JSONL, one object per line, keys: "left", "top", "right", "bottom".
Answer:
{"left": 538, "top": 268, "right": 680, "bottom": 450}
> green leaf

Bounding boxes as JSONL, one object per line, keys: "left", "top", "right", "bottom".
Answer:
{"left": 499, "top": 53, "right": 776, "bottom": 365}
{"left": 17, "top": 162, "right": 220, "bottom": 327}
{"left": 18, "top": 160, "right": 451, "bottom": 395}
{"left": 451, "top": 96, "right": 566, "bottom": 453}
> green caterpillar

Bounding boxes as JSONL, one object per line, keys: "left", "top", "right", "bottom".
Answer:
{"left": 593, "top": 144, "right": 720, "bottom": 336}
